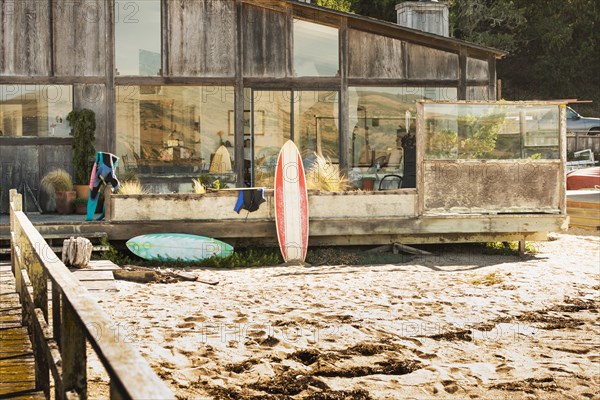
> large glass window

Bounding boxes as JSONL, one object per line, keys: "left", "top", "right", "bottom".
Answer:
{"left": 0, "top": 85, "right": 73, "bottom": 137}
{"left": 293, "top": 19, "right": 339, "bottom": 77}
{"left": 424, "top": 103, "right": 560, "bottom": 160}
{"left": 294, "top": 90, "right": 339, "bottom": 162}
{"left": 116, "top": 86, "right": 236, "bottom": 185}
{"left": 249, "top": 90, "right": 292, "bottom": 187}
{"left": 115, "top": 0, "right": 161, "bottom": 76}
{"left": 348, "top": 87, "right": 457, "bottom": 189}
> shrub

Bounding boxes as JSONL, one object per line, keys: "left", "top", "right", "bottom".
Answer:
{"left": 41, "top": 169, "right": 73, "bottom": 193}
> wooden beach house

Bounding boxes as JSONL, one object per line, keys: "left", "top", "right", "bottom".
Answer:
{"left": 0, "top": 0, "right": 567, "bottom": 246}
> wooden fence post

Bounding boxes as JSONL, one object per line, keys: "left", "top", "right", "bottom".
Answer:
{"left": 9, "top": 190, "right": 21, "bottom": 277}
{"left": 53, "top": 282, "right": 62, "bottom": 350}
{"left": 61, "top": 298, "right": 87, "bottom": 399}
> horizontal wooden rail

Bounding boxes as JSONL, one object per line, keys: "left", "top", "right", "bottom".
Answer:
{"left": 9, "top": 189, "right": 174, "bottom": 400}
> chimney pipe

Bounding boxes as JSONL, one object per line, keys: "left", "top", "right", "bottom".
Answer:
{"left": 396, "top": 1, "right": 449, "bottom": 37}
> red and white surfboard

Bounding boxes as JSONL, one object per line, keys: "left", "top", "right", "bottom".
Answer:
{"left": 274, "top": 140, "right": 309, "bottom": 263}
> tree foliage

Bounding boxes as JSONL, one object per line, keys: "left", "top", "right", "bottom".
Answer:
{"left": 315, "top": 0, "right": 600, "bottom": 116}
{"left": 315, "top": 0, "right": 352, "bottom": 13}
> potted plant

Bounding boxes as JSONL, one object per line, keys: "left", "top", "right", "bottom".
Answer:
{"left": 40, "top": 169, "right": 75, "bottom": 214}
{"left": 67, "top": 108, "right": 96, "bottom": 200}
{"left": 73, "top": 197, "right": 88, "bottom": 215}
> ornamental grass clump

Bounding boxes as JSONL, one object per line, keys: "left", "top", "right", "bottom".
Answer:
{"left": 306, "top": 153, "right": 349, "bottom": 192}
{"left": 40, "top": 169, "right": 73, "bottom": 193}
{"left": 117, "top": 180, "right": 148, "bottom": 195}
{"left": 192, "top": 178, "right": 206, "bottom": 194}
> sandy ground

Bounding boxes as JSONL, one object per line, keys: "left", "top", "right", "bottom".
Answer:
{"left": 88, "top": 229, "right": 600, "bottom": 400}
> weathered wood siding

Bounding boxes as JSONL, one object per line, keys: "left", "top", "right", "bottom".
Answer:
{"left": 0, "top": 0, "right": 51, "bottom": 75}
{"left": 242, "top": 4, "right": 288, "bottom": 78}
{"left": 406, "top": 43, "right": 459, "bottom": 80}
{"left": 348, "top": 29, "right": 404, "bottom": 79}
{"left": 73, "top": 84, "right": 107, "bottom": 149}
{"left": 53, "top": 0, "right": 106, "bottom": 76}
{"left": 168, "top": 0, "right": 236, "bottom": 77}
{"left": 466, "top": 57, "right": 488, "bottom": 81}
{"left": 0, "top": 142, "right": 71, "bottom": 213}
{"left": 567, "top": 133, "right": 600, "bottom": 153}
{"left": 422, "top": 160, "right": 561, "bottom": 214}
{"left": 466, "top": 86, "right": 489, "bottom": 100}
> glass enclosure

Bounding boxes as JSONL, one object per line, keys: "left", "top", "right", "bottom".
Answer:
{"left": 116, "top": 85, "right": 236, "bottom": 186}
{"left": 348, "top": 87, "right": 457, "bottom": 189}
{"left": 0, "top": 85, "right": 73, "bottom": 137}
{"left": 293, "top": 19, "right": 339, "bottom": 77}
{"left": 115, "top": 0, "right": 161, "bottom": 76}
{"left": 423, "top": 103, "right": 560, "bottom": 160}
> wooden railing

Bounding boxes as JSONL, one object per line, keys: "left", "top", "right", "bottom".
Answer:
{"left": 8, "top": 189, "right": 174, "bottom": 400}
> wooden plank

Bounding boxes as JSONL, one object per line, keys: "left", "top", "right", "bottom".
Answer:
{"left": 339, "top": 17, "right": 349, "bottom": 177}
{"left": 393, "top": 243, "right": 432, "bottom": 255}
{"left": 348, "top": 29, "right": 404, "bottom": 79}
{"left": 61, "top": 298, "right": 86, "bottom": 398}
{"left": 466, "top": 57, "right": 489, "bottom": 81}
{"left": 77, "top": 280, "right": 118, "bottom": 292}
{"left": 567, "top": 200, "right": 600, "bottom": 209}
{"left": 168, "top": 0, "right": 235, "bottom": 77}
{"left": 406, "top": 42, "right": 459, "bottom": 80}
{"left": 242, "top": 3, "right": 287, "bottom": 77}
{"left": 87, "top": 260, "right": 120, "bottom": 271}
{"left": 567, "top": 208, "right": 600, "bottom": 217}
{"left": 70, "top": 270, "right": 114, "bottom": 281}
{"left": 53, "top": 0, "right": 106, "bottom": 76}
{"left": 0, "top": 0, "right": 51, "bottom": 76}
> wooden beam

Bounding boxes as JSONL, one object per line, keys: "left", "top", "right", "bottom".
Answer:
{"left": 114, "top": 76, "right": 236, "bottom": 85}
{"left": 339, "top": 16, "right": 349, "bottom": 177}
{"left": 0, "top": 76, "right": 106, "bottom": 84}
{"left": 488, "top": 54, "right": 496, "bottom": 101}
{"left": 559, "top": 104, "right": 567, "bottom": 214}
{"left": 105, "top": 0, "right": 115, "bottom": 153}
{"left": 458, "top": 46, "right": 467, "bottom": 100}
{"left": 61, "top": 298, "right": 86, "bottom": 399}
{"left": 235, "top": 0, "right": 245, "bottom": 187}
{"left": 393, "top": 243, "right": 432, "bottom": 255}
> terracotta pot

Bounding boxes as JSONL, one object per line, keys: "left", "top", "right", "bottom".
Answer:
{"left": 74, "top": 184, "right": 89, "bottom": 200}
{"left": 55, "top": 191, "right": 76, "bottom": 214}
{"left": 362, "top": 178, "right": 376, "bottom": 191}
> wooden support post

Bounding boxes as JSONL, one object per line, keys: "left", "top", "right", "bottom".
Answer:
{"left": 31, "top": 257, "right": 49, "bottom": 321}
{"left": 518, "top": 239, "right": 526, "bottom": 257}
{"left": 61, "top": 298, "right": 87, "bottom": 399}
{"left": 53, "top": 282, "right": 62, "bottom": 350}
{"left": 9, "top": 190, "right": 21, "bottom": 277}
{"left": 33, "top": 309, "right": 50, "bottom": 395}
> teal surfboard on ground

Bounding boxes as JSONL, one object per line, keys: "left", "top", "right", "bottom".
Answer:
{"left": 126, "top": 233, "right": 234, "bottom": 262}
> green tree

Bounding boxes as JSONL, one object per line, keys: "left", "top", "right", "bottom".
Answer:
{"left": 315, "top": 0, "right": 352, "bottom": 12}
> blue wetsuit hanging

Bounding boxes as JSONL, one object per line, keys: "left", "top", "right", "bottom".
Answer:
{"left": 87, "top": 152, "right": 120, "bottom": 221}
{"left": 234, "top": 188, "right": 266, "bottom": 214}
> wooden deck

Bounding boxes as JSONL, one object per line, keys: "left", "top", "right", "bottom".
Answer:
{"left": 0, "top": 262, "right": 44, "bottom": 399}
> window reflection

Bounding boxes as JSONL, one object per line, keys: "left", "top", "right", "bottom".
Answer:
{"left": 115, "top": 0, "right": 161, "bottom": 76}
{"left": 0, "top": 85, "right": 72, "bottom": 137}
{"left": 116, "top": 86, "right": 236, "bottom": 185}
{"left": 250, "top": 90, "right": 291, "bottom": 187}
{"left": 348, "top": 87, "right": 457, "bottom": 189}
{"left": 424, "top": 104, "right": 560, "bottom": 160}
{"left": 293, "top": 19, "right": 339, "bottom": 77}
{"left": 294, "top": 89, "right": 339, "bottom": 162}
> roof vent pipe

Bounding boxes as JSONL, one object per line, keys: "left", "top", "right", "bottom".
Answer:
{"left": 395, "top": 1, "right": 449, "bottom": 37}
